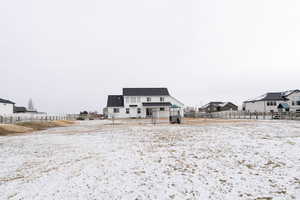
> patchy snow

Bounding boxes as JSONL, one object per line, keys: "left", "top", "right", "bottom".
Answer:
{"left": 0, "top": 119, "right": 300, "bottom": 200}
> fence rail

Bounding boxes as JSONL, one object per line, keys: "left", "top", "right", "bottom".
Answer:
{"left": 0, "top": 114, "right": 78, "bottom": 124}
{"left": 185, "top": 111, "right": 300, "bottom": 120}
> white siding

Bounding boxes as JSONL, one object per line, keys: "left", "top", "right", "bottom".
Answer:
{"left": 243, "top": 101, "right": 284, "bottom": 112}
{"left": 107, "top": 107, "right": 126, "bottom": 119}
{"left": 0, "top": 103, "right": 14, "bottom": 115}
{"left": 106, "top": 95, "right": 184, "bottom": 119}
{"left": 287, "top": 91, "right": 300, "bottom": 111}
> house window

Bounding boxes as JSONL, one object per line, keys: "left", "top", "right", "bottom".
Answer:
{"left": 297, "top": 101, "right": 300, "bottom": 106}
{"left": 137, "top": 108, "right": 141, "bottom": 114}
{"left": 147, "top": 97, "right": 151, "bottom": 102}
{"left": 126, "top": 108, "right": 130, "bottom": 114}
{"left": 113, "top": 108, "right": 119, "bottom": 113}
{"left": 160, "top": 107, "right": 165, "bottom": 111}
{"left": 160, "top": 97, "right": 164, "bottom": 102}
{"left": 268, "top": 101, "right": 276, "bottom": 106}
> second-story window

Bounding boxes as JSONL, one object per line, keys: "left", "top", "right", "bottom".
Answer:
{"left": 160, "top": 97, "right": 164, "bottom": 102}
{"left": 147, "top": 97, "right": 151, "bottom": 102}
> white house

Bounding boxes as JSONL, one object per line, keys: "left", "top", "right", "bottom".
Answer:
{"left": 104, "top": 88, "right": 184, "bottom": 119}
{"left": 0, "top": 98, "right": 15, "bottom": 115}
{"left": 243, "top": 89, "right": 300, "bottom": 113}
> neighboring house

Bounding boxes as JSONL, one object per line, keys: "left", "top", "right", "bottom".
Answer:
{"left": 0, "top": 98, "right": 15, "bottom": 115}
{"left": 243, "top": 89, "right": 300, "bottom": 112}
{"left": 14, "top": 106, "right": 28, "bottom": 113}
{"left": 104, "top": 88, "right": 184, "bottom": 119}
{"left": 199, "top": 102, "right": 238, "bottom": 113}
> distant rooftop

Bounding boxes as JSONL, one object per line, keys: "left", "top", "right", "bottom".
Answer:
{"left": 244, "top": 89, "right": 300, "bottom": 103}
{"left": 107, "top": 95, "right": 124, "bottom": 107}
{"left": 0, "top": 98, "right": 15, "bottom": 104}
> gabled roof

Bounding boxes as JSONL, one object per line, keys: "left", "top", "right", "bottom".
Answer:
{"left": 107, "top": 95, "right": 124, "bottom": 107}
{"left": 282, "top": 89, "right": 300, "bottom": 97}
{"left": 264, "top": 93, "right": 286, "bottom": 101}
{"left": 244, "top": 89, "right": 300, "bottom": 103}
{"left": 245, "top": 92, "right": 287, "bottom": 103}
{"left": 123, "top": 88, "right": 170, "bottom": 96}
{"left": 0, "top": 98, "right": 15, "bottom": 104}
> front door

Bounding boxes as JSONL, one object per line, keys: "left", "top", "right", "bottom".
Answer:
{"left": 146, "top": 108, "right": 152, "bottom": 117}
{"left": 130, "top": 107, "right": 137, "bottom": 118}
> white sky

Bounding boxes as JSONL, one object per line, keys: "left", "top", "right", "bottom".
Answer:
{"left": 1, "top": 0, "right": 300, "bottom": 113}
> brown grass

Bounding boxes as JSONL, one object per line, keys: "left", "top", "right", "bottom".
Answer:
{"left": 183, "top": 118, "right": 251, "bottom": 125}
{"left": 0, "top": 124, "right": 34, "bottom": 136}
{"left": 0, "top": 120, "right": 75, "bottom": 136}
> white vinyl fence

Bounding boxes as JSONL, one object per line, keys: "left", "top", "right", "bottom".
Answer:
{"left": 185, "top": 111, "right": 300, "bottom": 120}
{"left": 0, "top": 113, "right": 78, "bottom": 124}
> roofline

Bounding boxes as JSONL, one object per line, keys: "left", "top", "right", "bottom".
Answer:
{"left": 244, "top": 89, "right": 300, "bottom": 103}
{"left": 0, "top": 99, "right": 15, "bottom": 104}
{"left": 170, "top": 96, "right": 184, "bottom": 106}
{"left": 243, "top": 99, "right": 286, "bottom": 103}
{"left": 283, "top": 89, "right": 300, "bottom": 97}
{"left": 122, "top": 87, "right": 170, "bottom": 96}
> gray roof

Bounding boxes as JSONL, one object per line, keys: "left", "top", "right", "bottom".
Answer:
{"left": 263, "top": 93, "right": 286, "bottom": 101}
{"left": 14, "top": 106, "right": 27, "bottom": 113}
{"left": 123, "top": 88, "right": 170, "bottom": 96}
{"left": 107, "top": 95, "right": 124, "bottom": 107}
{"left": 0, "top": 98, "right": 15, "bottom": 104}
{"left": 244, "top": 92, "right": 286, "bottom": 103}
{"left": 142, "top": 102, "right": 172, "bottom": 107}
{"left": 244, "top": 89, "right": 300, "bottom": 103}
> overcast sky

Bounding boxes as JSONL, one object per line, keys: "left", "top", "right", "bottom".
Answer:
{"left": 1, "top": 0, "right": 300, "bottom": 113}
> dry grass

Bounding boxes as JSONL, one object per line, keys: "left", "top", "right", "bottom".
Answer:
{"left": 0, "top": 124, "right": 34, "bottom": 136}
{"left": 17, "top": 120, "right": 75, "bottom": 130}
{"left": 183, "top": 118, "right": 251, "bottom": 125}
{"left": 0, "top": 120, "right": 75, "bottom": 136}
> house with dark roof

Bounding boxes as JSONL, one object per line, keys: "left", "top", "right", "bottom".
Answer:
{"left": 103, "top": 88, "right": 184, "bottom": 118}
{"left": 199, "top": 102, "right": 238, "bottom": 113}
{"left": 0, "top": 98, "right": 15, "bottom": 115}
{"left": 13, "top": 106, "right": 28, "bottom": 113}
{"left": 243, "top": 89, "right": 300, "bottom": 112}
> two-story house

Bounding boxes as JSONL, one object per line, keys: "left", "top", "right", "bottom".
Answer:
{"left": 243, "top": 89, "right": 300, "bottom": 113}
{"left": 104, "top": 88, "right": 184, "bottom": 119}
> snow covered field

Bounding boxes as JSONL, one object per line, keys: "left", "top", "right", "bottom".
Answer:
{"left": 0, "top": 119, "right": 299, "bottom": 200}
